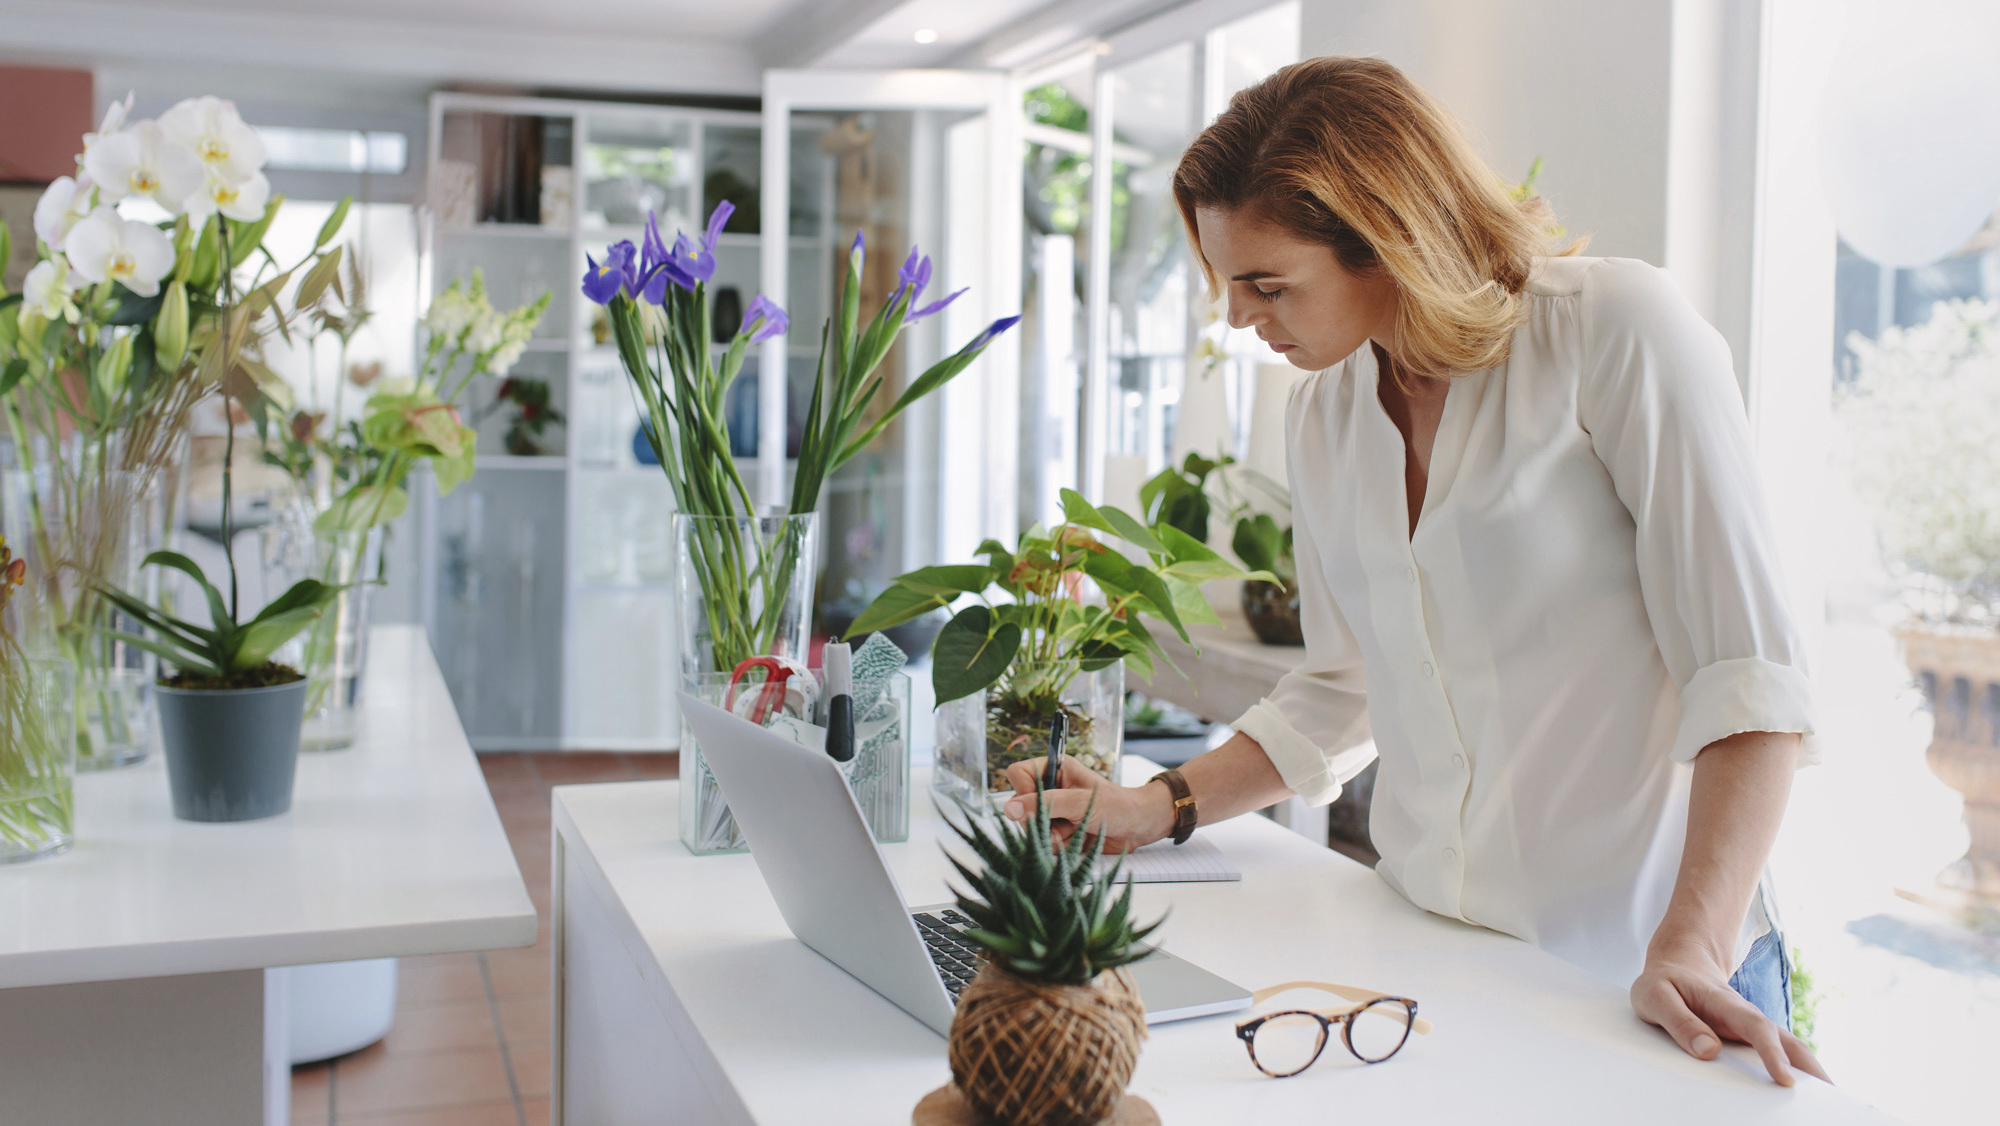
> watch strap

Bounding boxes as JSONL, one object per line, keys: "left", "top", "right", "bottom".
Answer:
{"left": 1152, "top": 769, "right": 1197, "bottom": 845}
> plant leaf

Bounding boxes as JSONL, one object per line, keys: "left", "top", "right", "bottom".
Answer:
{"left": 846, "top": 583, "right": 947, "bottom": 637}
{"left": 1058, "top": 488, "right": 1115, "bottom": 536}
{"left": 231, "top": 606, "right": 329, "bottom": 670}
{"left": 931, "top": 605, "right": 1021, "bottom": 703}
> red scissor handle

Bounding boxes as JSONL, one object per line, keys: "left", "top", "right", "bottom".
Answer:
{"left": 726, "top": 657, "right": 795, "bottom": 725}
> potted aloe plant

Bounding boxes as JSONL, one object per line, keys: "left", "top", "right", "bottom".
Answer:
{"left": 918, "top": 794, "right": 1161, "bottom": 1126}
{"left": 851, "top": 490, "right": 1264, "bottom": 805}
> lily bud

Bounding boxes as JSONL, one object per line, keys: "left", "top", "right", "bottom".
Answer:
{"left": 154, "top": 281, "right": 190, "bottom": 371}
{"left": 187, "top": 217, "right": 220, "bottom": 290}
{"left": 95, "top": 332, "right": 135, "bottom": 397}
{"left": 315, "top": 197, "right": 352, "bottom": 249}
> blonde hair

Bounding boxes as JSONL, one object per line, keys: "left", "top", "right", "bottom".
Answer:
{"left": 1173, "top": 55, "right": 1581, "bottom": 379}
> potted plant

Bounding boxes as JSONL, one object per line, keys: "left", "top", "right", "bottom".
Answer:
{"left": 850, "top": 489, "right": 1264, "bottom": 806}
{"left": 0, "top": 93, "right": 336, "bottom": 771}
{"left": 1232, "top": 505, "right": 1299, "bottom": 646}
{"left": 918, "top": 795, "right": 1161, "bottom": 1126}
{"left": 584, "top": 203, "right": 1020, "bottom": 854}
{"left": 1839, "top": 297, "right": 2000, "bottom": 905}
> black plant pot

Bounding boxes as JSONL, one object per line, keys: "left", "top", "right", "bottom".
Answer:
{"left": 1241, "top": 579, "right": 1305, "bottom": 646}
{"left": 155, "top": 678, "right": 309, "bottom": 822}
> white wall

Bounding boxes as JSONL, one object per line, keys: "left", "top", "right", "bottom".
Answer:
{"left": 1299, "top": 0, "right": 1675, "bottom": 264}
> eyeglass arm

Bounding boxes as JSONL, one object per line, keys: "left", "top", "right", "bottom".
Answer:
{"left": 1248, "top": 981, "right": 1435, "bottom": 1035}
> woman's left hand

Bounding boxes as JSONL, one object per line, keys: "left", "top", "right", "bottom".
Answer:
{"left": 1630, "top": 941, "right": 1830, "bottom": 1087}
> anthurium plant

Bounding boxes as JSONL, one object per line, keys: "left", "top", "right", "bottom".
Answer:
{"left": 851, "top": 487, "right": 1269, "bottom": 709}
{"left": 310, "top": 273, "right": 548, "bottom": 535}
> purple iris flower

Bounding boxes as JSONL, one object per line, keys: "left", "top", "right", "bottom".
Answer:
{"left": 582, "top": 240, "right": 639, "bottom": 304}
{"left": 739, "top": 294, "right": 789, "bottom": 343}
{"left": 908, "top": 286, "right": 968, "bottom": 323}
{"left": 849, "top": 228, "right": 866, "bottom": 268}
{"left": 969, "top": 314, "right": 1022, "bottom": 350}
{"left": 703, "top": 201, "right": 735, "bottom": 250}
{"left": 673, "top": 230, "right": 717, "bottom": 286}
{"left": 897, "top": 246, "right": 932, "bottom": 298}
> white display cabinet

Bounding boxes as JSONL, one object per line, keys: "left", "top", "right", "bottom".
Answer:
{"left": 420, "top": 92, "right": 837, "bottom": 750}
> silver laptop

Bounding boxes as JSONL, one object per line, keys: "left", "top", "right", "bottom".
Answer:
{"left": 679, "top": 694, "right": 1252, "bottom": 1036}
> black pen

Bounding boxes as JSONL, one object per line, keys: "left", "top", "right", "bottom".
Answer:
{"left": 1042, "top": 713, "right": 1067, "bottom": 792}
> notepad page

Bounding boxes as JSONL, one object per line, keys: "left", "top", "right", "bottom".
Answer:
{"left": 1095, "top": 834, "right": 1241, "bottom": 882}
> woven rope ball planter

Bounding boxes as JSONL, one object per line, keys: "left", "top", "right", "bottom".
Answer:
{"left": 935, "top": 962, "right": 1149, "bottom": 1126}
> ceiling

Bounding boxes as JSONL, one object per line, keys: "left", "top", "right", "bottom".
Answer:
{"left": 0, "top": 0, "right": 1165, "bottom": 98}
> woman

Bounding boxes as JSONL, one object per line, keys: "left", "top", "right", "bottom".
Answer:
{"left": 1005, "top": 56, "right": 1829, "bottom": 1087}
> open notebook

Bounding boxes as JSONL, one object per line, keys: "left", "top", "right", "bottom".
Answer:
{"left": 1095, "top": 834, "right": 1241, "bottom": 883}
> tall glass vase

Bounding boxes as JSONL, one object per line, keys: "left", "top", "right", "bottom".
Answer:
{"left": 260, "top": 507, "right": 383, "bottom": 752}
{"left": 0, "top": 658, "right": 77, "bottom": 863}
{"left": 1, "top": 467, "right": 157, "bottom": 772}
{"left": 674, "top": 511, "right": 819, "bottom": 855}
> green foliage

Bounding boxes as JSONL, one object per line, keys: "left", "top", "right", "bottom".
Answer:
{"left": 942, "top": 792, "right": 1162, "bottom": 985}
{"left": 1789, "top": 944, "right": 1821, "bottom": 1053}
{"left": 1232, "top": 513, "right": 1295, "bottom": 585}
{"left": 1140, "top": 452, "right": 1230, "bottom": 545}
{"left": 90, "top": 551, "right": 342, "bottom": 682}
{"left": 850, "top": 489, "right": 1270, "bottom": 705}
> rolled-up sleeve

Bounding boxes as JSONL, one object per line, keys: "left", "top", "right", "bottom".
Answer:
{"left": 1578, "top": 259, "right": 1818, "bottom": 765}
{"left": 1233, "top": 398, "right": 1377, "bottom": 804}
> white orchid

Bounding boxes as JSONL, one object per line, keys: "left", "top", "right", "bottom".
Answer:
{"left": 158, "top": 96, "right": 267, "bottom": 186}
{"left": 83, "top": 92, "right": 135, "bottom": 152}
{"left": 185, "top": 169, "right": 271, "bottom": 222}
{"left": 33, "top": 175, "right": 93, "bottom": 251}
{"left": 64, "top": 207, "right": 176, "bottom": 298}
{"left": 83, "top": 119, "right": 203, "bottom": 215}
{"left": 21, "top": 259, "right": 80, "bottom": 325}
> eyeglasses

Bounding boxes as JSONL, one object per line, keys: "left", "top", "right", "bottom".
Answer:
{"left": 1235, "top": 981, "right": 1432, "bottom": 1077}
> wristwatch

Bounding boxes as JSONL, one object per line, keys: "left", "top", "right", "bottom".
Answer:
{"left": 1151, "top": 769, "right": 1197, "bottom": 845}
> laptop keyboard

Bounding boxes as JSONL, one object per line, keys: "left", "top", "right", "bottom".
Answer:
{"left": 914, "top": 910, "right": 982, "bottom": 1001}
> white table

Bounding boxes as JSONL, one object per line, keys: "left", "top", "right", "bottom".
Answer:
{"left": 0, "top": 626, "right": 537, "bottom": 1125}
{"left": 551, "top": 761, "right": 1902, "bottom": 1125}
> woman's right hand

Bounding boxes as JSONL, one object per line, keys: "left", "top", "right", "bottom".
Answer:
{"left": 1000, "top": 755, "right": 1176, "bottom": 854}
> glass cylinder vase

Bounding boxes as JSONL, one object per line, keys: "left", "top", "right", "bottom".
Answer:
{"left": 674, "top": 511, "right": 819, "bottom": 855}
{"left": 264, "top": 519, "right": 384, "bottom": 753}
{"left": 934, "top": 660, "right": 1125, "bottom": 811}
{"left": 0, "top": 657, "right": 77, "bottom": 863}
{"left": 1, "top": 467, "right": 158, "bottom": 771}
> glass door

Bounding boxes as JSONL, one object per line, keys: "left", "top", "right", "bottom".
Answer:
{"left": 759, "top": 71, "right": 1021, "bottom": 638}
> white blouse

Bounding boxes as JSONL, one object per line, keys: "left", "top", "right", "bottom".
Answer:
{"left": 1233, "top": 255, "right": 1817, "bottom": 986}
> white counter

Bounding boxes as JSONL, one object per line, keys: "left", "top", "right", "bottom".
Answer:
{"left": 0, "top": 625, "right": 536, "bottom": 1124}
{"left": 550, "top": 762, "right": 1900, "bottom": 1125}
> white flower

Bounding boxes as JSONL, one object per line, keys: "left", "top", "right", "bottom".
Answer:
{"left": 83, "top": 120, "right": 203, "bottom": 215}
{"left": 465, "top": 308, "right": 505, "bottom": 355}
{"left": 184, "top": 169, "right": 271, "bottom": 222}
{"left": 33, "top": 176, "right": 92, "bottom": 251}
{"left": 424, "top": 285, "right": 476, "bottom": 341}
{"left": 64, "top": 207, "right": 176, "bottom": 297}
{"left": 84, "top": 93, "right": 135, "bottom": 151}
{"left": 158, "top": 96, "right": 267, "bottom": 185}
{"left": 21, "top": 258, "right": 79, "bottom": 324}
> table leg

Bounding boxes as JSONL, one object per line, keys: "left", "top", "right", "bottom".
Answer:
{"left": 0, "top": 968, "right": 279, "bottom": 1124}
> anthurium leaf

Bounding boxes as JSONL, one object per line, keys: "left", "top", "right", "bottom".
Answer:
{"left": 1101, "top": 505, "right": 1164, "bottom": 555}
{"left": 1058, "top": 488, "right": 1115, "bottom": 536}
{"left": 1232, "top": 513, "right": 1284, "bottom": 574}
{"left": 931, "top": 605, "right": 1021, "bottom": 704}
{"left": 894, "top": 564, "right": 993, "bottom": 597}
{"left": 1167, "top": 574, "right": 1220, "bottom": 627}
{"left": 1080, "top": 548, "right": 1139, "bottom": 595}
{"left": 847, "top": 583, "right": 947, "bottom": 637}
{"left": 1124, "top": 568, "right": 1187, "bottom": 642}
{"left": 315, "top": 484, "right": 408, "bottom": 534}
{"left": 1073, "top": 638, "right": 1126, "bottom": 672}
{"left": 1158, "top": 523, "right": 1223, "bottom": 565}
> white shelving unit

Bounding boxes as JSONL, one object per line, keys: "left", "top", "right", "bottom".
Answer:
{"left": 420, "top": 92, "right": 837, "bottom": 751}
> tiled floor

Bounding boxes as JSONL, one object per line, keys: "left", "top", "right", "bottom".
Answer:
{"left": 290, "top": 752, "right": 678, "bottom": 1125}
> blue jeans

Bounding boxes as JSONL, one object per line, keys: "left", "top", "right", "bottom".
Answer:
{"left": 1728, "top": 929, "right": 1791, "bottom": 1027}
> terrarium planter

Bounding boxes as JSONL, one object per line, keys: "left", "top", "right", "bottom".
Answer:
{"left": 939, "top": 963, "right": 1148, "bottom": 1126}
{"left": 1899, "top": 626, "right": 2000, "bottom": 901}
{"left": 0, "top": 658, "right": 77, "bottom": 864}
{"left": 934, "top": 661, "right": 1123, "bottom": 810}
{"left": 156, "top": 677, "right": 308, "bottom": 823}
{"left": 1240, "top": 579, "right": 1303, "bottom": 646}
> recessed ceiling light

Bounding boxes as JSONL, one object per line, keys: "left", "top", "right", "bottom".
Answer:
{"left": 913, "top": 28, "right": 939, "bottom": 44}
